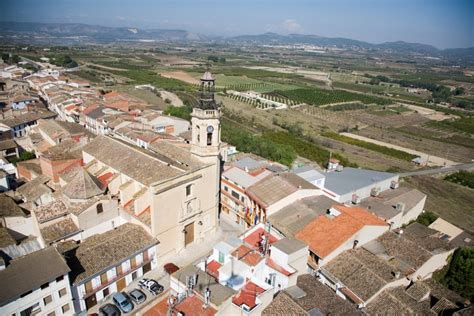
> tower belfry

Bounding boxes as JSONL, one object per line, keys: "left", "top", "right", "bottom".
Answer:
{"left": 190, "top": 70, "right": 221, "bottom": 162}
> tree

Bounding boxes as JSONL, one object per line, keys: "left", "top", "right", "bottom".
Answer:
{"left": 439, "top": 248, "right": 474, "bottom": 301}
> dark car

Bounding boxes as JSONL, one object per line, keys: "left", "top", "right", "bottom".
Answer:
{"left": 112, "top": 292, "right": 133, "bottom": 313}
{"left": 99, "top": 303, "right": 121, "bottom": 316}
{"left": 138, "top": 278, "right": 164, "bottom": 296}
{"left": 128, "top": 289, "right": 146, "bottom": 304}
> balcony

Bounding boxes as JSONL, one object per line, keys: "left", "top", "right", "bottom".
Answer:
{"left": 83, "top": 256, "right": 153, "bottom": 298}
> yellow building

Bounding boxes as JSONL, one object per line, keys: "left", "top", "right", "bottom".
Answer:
{"left": 81, "top": 71, "right": 221, "bottom": 256}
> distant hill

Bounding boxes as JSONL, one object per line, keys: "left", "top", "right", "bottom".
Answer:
{"left": 0, "top": 21, "right": 207, "bottom": 42}
{"left": 0, "top": 21, "right": 472, "bottom": 63}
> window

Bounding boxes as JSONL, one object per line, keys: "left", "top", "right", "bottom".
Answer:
{"left": 224, "top": 186, "right": 228, "bottom": 192}
{"left": 207, "top": 132, "right": 212, "bottom": 145}
{"left": 116, "top": 265, "right": 123, "bottom": 276}
{"left": 62, "top": 304, "right": 70, "bottom": 313}
{"left": 96, "top": 203, "right": 103, "bottom": 214}
{"left": 58, "top": 288, "right": 67, "bottom": 298}
{"left": 43, "top": 295, "right": 53, "bottom": 305}
{"left": 231, "top": 191, "right": 240, "bottom": 200}
{"left": 132, "top": 271, "right": 138, "bottom": 280}
{"left": 47, "top": 312, "right": 55, "bottom": 316}
{"left": 241, "top": 196, "right": 245, "bottom": 202}
{"left": 218, "top": 251, "right": 225, "bottom": 264}
{"left": 100, "top": 273, "right": 108, "bottom": 285}
{"left": 40, "top": 282, "right": 49, "bottom": 290}
{"left": 56, "top": 275, "right": 64, "bottom": 283}
{"left": 131, "top": 257, "right": 137, "bottom": 269}
{"left": 186, "top": 184, "right": 192, "bottom": 197}
{"left": 103, "top": 287, "right": 110, "bottom": 297}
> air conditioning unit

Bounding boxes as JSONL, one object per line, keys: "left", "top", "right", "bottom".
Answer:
{"left": 390, "top": 180, "right": 399, "bottom": 189}
{"left": 396, "top": 202, "right": 405, "bottom": 212}
{"left": 371, "top": 187, "right": 380, "bottom": 197}
{"left": 351, "top": 194, "right": 360, "bottom": 204}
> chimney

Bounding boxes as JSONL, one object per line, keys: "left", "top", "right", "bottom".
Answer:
{"left": 353, "top": 240, "right": 359, "bottom": 249}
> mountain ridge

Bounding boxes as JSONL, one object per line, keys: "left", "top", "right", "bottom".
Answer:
{"left": 0, "top": 21, "right": 472, "bottom": 56}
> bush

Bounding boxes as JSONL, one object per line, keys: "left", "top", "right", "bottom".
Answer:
{"left": 416, "top": 211, "right": 438, "bottom": 226}
{"left": 444, "top": 171, "right": 474, "bottom": 189}
{"left": 8, "top": 150, "right": 36, "bottom": 165}
{"left": 221, "top": 123, "right": 296, "bottom": 166}
{"left": 163, "top": 105, "right": 192, "bottom": 121}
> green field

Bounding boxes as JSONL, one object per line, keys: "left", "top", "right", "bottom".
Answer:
{"left": 426, "top": 116, "right": 474, "bottom": 135}
{"left": 275, "top": 88, "right": 393, "bottom": 106}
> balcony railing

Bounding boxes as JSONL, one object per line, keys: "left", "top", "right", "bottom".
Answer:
{"left": 83, "top": 257, "right": 152, "bottom": 298}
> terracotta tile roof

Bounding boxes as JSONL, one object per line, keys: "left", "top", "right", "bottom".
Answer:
{"left": 206, "top": 260, "right": 221, "bottom": 280}
{"left": 243, "top": 227, "right": 278, "bottom": 250}
{"left": 231, "top": 245, "right": 263, "bottom": 266}
{"left": 295, "top": 204, "right": 387, "bottom": 258}
{"left": 175, "top": 295, "right": 217, "bottom": 316}
{"left": 232, "top": 281, "right": 266, "bottom": 310}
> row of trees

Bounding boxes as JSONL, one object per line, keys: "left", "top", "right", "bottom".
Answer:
{"left": 367, "top": 74, "right": 466, "bottom": 103}
{"left": 276, "top": 88, "right": 391, "bottom": 106}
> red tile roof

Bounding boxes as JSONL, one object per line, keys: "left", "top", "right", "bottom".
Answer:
{"left": 97, "top": 172, "right": 114, "bottom": 186}
{"left": 295, "top": 204, "right": 387, "bottom": 258}
{"left": 243, "top": 227, "right": 279, "bottom": 250}
{"left": 231, "top": 245, "right": 264, "bottom": 266}
{"left": 232, "top": 281, "right": 266, "bottom": 310}
{"left": 175, "top": 295, "right": 217, "bottom": 316}
{"left": 206, "top": 260, "right": 221, "bottom": 280}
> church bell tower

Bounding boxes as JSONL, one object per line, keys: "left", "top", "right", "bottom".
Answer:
{"left": 190, "top": 70, "right": 221, "bottom": 163}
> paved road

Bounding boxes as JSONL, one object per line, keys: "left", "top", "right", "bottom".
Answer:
{"left": 340, "top": 132, "right": 459, "bottom": 167}
{"left": 399, "top": 163, "right": 474, "bottom": 177}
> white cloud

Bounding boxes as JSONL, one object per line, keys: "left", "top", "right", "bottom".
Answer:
{"left": 281, "top": 19, "right": 303, "bottom": 33}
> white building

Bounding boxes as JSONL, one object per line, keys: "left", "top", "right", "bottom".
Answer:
{"left": 68, "top": 223, "right": 158, "bottom": 313}
{"left": 0, "top": 247, "right": 74, "bottom": 316}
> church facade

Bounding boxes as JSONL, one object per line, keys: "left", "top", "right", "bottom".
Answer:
{"left": 81, "top": 71, "right": 222, "bottom": 256}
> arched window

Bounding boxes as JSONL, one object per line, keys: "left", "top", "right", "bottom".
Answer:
{"left": 96, "top": 203, "right": 104, "bottom": 214}
{"left": 206, "top": 125, "right": 214, "bottom": 146}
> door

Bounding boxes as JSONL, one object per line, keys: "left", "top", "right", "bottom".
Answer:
{"left": 85, "top": 294, "right": 97, "bottom": 310}
{"left": 184, "top": 222, "right": 194, "bottom": 246}
{"left": 116, "top": 277, "right": 126, "bottom": 292}
{"left": 143, "top": 262, "right": 151, "bottom": 274}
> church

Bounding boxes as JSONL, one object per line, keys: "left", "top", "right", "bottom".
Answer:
{"left": 81, "top": 70, "right": 222, "bottom": 255}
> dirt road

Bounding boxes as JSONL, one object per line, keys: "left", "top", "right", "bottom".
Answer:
{"left": 340, "top": 132, "right": 459, "bottom": 166}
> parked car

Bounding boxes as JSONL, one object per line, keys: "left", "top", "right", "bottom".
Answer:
{"left": 112, "top": 292, "right": 133, "bottom": 313}
{"left": 138, "top": 278, "right": 164, "bottom": 296}
{"left": 128, "top": 289, "right": 146, "bottom": 304}
{"left": 99, "top": 303, "right": 121, "bottom": 316}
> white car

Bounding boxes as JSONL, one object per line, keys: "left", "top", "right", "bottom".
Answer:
{"left": 138, "top": 278, "right": 163, "bottom": 296}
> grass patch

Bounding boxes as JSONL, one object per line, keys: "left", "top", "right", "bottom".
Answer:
{"left": 426, "top": 116, "right": 474, "bottom": 135}
{"left": 322, "top": 132, "right": 417, "bottom": 161}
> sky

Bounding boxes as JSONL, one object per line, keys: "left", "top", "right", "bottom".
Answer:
{"left": 1, "top": 0, "right": 473, "bottom": 49}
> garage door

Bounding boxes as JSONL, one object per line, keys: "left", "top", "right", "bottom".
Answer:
{"left": 143, "top": 262, "right": 152, "bottom": 274}
{"left": 116, "top": 277, "right": 126, "bottom": 292}
{"left": 85, "top": 294, "right": 97, "bottom": 310}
